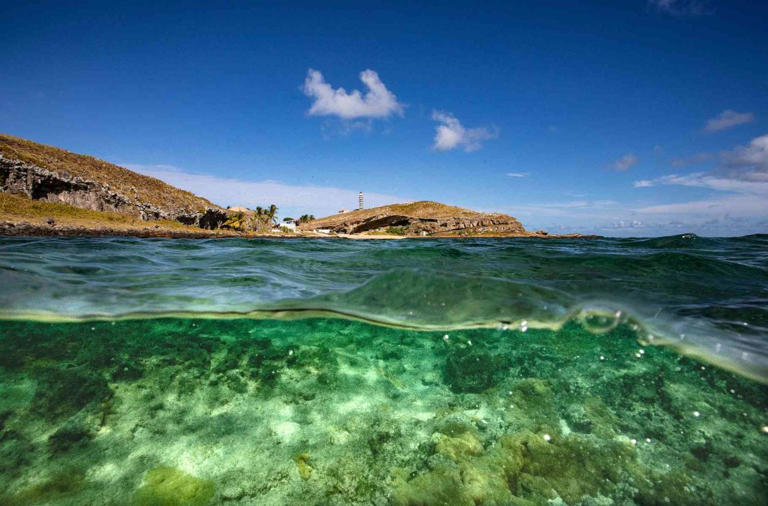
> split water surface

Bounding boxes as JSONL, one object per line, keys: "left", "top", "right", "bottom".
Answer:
{"left": 0, "top": 236, "right": 766, "bottom": 504}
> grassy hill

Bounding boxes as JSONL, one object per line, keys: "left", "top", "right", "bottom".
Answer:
{"left": 308, "top": 201, "right": 518, "bottom": 227}
{"left": 304, "top": 201, "right": 528, "bottom": 236}
{"left": 0, "top": 192, "right": 241, "bottom": 237}
{"left": 0, "top": 133, "right": 218, "bottom": 213}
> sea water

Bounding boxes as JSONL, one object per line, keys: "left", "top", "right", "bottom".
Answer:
{"left": 0, "top": 236, "right": 766, "bottom": 505}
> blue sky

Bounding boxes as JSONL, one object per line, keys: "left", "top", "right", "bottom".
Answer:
{"left": 2, "top": 0, "right": 767, "bottom": 236}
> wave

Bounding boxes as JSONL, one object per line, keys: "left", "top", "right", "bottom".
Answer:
{"left": 1, "top": 235, "right": 767, "bottom": 382}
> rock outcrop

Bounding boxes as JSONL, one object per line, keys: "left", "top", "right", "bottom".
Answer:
{"left": 0, "top": 155, "right": 227, "bottom": 229}
{"left": 302, "top": 201, "right": 527, "bottom": 236}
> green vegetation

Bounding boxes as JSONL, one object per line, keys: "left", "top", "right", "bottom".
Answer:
{"left": 295, "top": 453, "right": 313, "bottom": 480}
{"left": 133, "top": 467, "right": 214, "bottom": 506}
{"left": 385, "top": 226, "right": 407, "bottom": 236}
{"left": 221, "top": 204, "right": 279, "bottom": 232}
{"left": 297, "top": 214, "right": 315, "bottom": 224}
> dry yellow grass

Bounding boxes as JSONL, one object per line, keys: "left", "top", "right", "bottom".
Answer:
{"left": 1, "top": 192, "right": 208, "bottom": 233}
{"left": 0, "top": 133, "right": 218, "bottom": 212}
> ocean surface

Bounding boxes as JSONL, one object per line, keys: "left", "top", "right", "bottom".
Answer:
{"left": 0, "top": 235, "right": 766, "bottom": 505}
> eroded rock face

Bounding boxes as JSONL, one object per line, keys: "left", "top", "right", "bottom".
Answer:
{"left": 326, "top": 213, "right": 525, "bottom": 235}
{"left": 0, "top": 156, "right": 226, "bottom": 228}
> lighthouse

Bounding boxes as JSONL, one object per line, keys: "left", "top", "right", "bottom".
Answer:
{"left": 358, "top": 192, "right": 364, "bottom": 210}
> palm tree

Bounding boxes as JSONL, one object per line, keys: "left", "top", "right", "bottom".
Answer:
{"left": 267, "top": 204, "right": 278, "bottom": 224}
{"left": 297, "top": 214, "right": 315, "bottom": 224}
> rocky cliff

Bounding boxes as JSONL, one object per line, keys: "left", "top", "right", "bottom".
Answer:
{"left": 303, "top": 201, "right": 527, "bottom": 236}
{"left": 0, "top": 134, "right": 227, "bottom": 229}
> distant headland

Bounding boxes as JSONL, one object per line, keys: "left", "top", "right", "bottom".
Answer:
{"left": 0, "top": 133, "right": 598, "bottom": 239}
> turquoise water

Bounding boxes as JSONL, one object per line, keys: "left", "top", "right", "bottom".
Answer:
{"left": 0, "top": 236, "right": 766, "bottom": 504}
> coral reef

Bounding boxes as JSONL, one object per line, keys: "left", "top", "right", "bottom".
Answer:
{"left": 0, "top": 318, "right": 765, "bottom": 504}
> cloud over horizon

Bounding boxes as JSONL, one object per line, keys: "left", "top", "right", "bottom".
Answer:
{"left": 632, "top": 134, "right": 768, "bottom": 221}
{"left": 123, "top": 164, "right": 407, "bottom": 218}
{"left": 704, "top": 109, "right": 755, "bottom": 133}
{"left": 634, "top": 134, "right": 768, "bottom": 193}
{"left": 431, "top": 111, "right": 496, "bottom": 152}
{"left": 302, "top": 69, "right": 404, "bottom": 120}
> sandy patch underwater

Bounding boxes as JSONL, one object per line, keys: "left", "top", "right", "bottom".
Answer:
{"left": 0, "top": 317, "right": 765, "bottom": 505}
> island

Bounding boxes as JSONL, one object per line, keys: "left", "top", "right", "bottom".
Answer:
{"left": 0, "top": 133, "right": 597, "bottom": 239}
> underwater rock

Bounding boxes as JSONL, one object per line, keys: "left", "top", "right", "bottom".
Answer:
{"left": 0, "top": 429, "right": 33, "bottom": 475}
{"left": 133, "top": 467, "right": 215, "bottom": 506}
{"left": 396, "top": 426, "right": 710, "bottom": 505}
{"left": 48, "top": 421, "right": 92, "bottom": 455}
{"left": 434, "top": 413, "right": 477, "bottom": 437}
{"left": 111, "top": 359, "right": 144, "bottom": 381}
{"left": 2, "top": 468, "right": 86, "bottom": 505}
{"left": 505, "top": 378, "right": 559, "bottom": 431}
{"left": 435, "top": 432, "right": 484, "bottom": 462}
{"left": 443, "top": 347, "right": 502, "bottom": 393}
{"left": 31, "top": 367, "right": 113, "bottom": 421}
{"left": 393, "top": 464, "right": 476, "bottom": 506}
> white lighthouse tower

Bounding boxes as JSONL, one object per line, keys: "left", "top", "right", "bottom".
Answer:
{"left": 358, "top": 192, "right": 364, "bottom": 210}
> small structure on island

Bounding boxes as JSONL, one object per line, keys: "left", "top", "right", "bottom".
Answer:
{"left": 359, "top": 192, "right": 364, "bottom": 210}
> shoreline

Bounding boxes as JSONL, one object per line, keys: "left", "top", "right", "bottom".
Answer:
{"left": 0, "top": 221, "right": 601, "bottom": 239}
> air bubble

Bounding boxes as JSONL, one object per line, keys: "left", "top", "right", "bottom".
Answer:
{"left": 579, "top": 308, "right": 621, "bottom": 334}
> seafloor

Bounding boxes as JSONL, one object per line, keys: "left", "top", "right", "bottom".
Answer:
{"left": 0, "top": 317, "right": 765, "bottom": 505}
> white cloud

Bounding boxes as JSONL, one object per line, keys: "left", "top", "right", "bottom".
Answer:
{"left": 632, "top": 172, "right": 768, "bottom": 194}
{"left": 302, "top": 69, "right": 403, "bottom": 120}
{"left": 721, "top": 133, "right": 768, "bottom": 177}
{"left": 431, "top": 111, "right": 496, "bottom": 152}
{"left": 648, "top": 0, "right": 711, "bottom": 15}
{"left": 638, "top": 134, "right": 768, "bottom": 191}
{"left": 122, "top": 164, "right": 406, "bottom": 218}
{"left": 704, "top": 110, "right": 755, "bottom": 133}
{"left": 637, "top": 194, "right": 768, "bottom": 216}
{"left": 506, "top": 172, "right": 528, "bottom": 178}
{"left": 630, "top": 134, "right": 768, "bottom": 222}
{"left": 609, "top": 153, "right": 638, "bottom": 171}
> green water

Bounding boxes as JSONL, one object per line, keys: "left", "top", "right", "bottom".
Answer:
{"left": 0, "top": 318, "right": 765, "bottom": 505}
{"left": 0, "top": 236, "right": 767, "bottom": 504}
